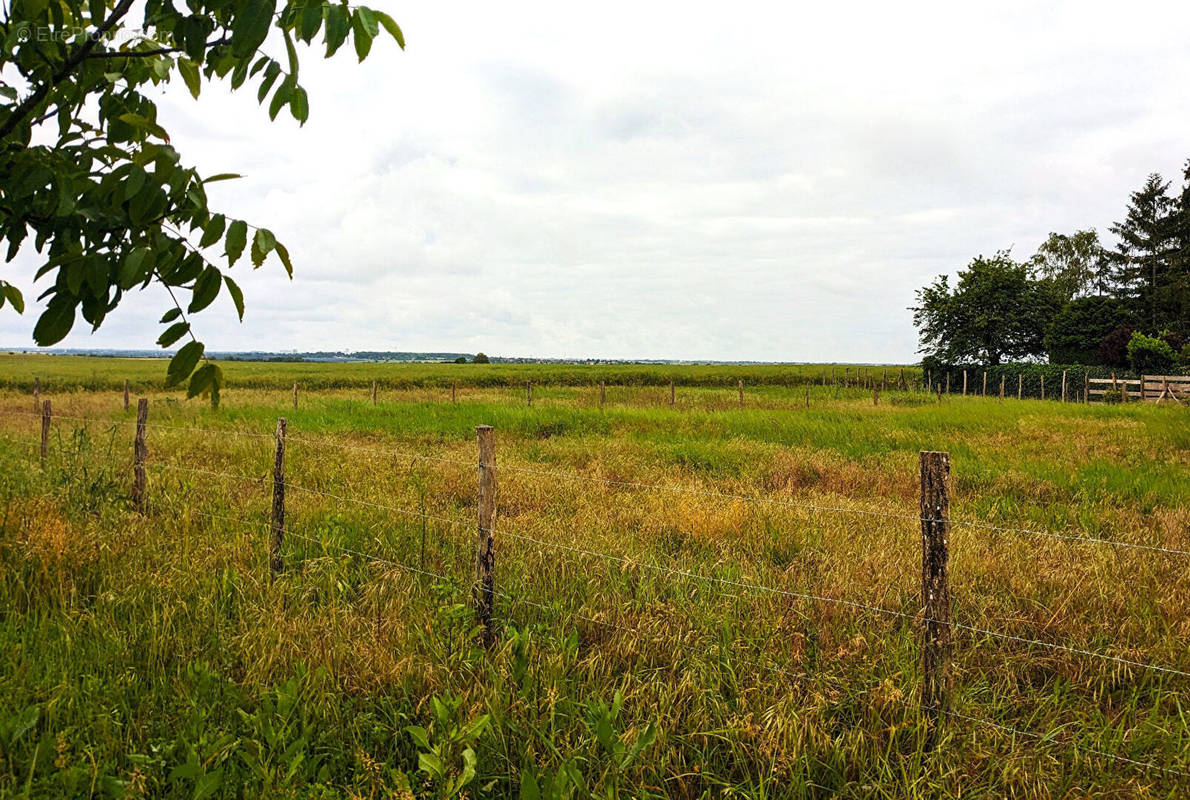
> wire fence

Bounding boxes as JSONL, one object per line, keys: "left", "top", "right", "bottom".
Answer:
{"left": 3, "top": 400, "right": 1190, "bottom": 782}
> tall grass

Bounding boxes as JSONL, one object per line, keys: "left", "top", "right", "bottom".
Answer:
{"left": 0, "top": 364, "right": 1188, "bottom": 797}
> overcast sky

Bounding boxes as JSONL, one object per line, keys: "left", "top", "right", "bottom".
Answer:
{"left": 5, "top": 0, "right": 1190, "bottom": 361}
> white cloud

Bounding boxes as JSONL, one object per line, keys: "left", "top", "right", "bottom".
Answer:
{"left": 4, "top": 0, "right": 1190, "bottom": 361}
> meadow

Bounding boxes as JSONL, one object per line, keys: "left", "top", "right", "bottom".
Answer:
{"left": 1, "top": 355, "right": 1189, "bottom": 799}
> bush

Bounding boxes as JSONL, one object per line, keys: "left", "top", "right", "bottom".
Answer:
{"left": 1181, "top": 344, "right": 1190, "bottom": 368}
{"left": 1098, "top": 326, "right": 1133, "bottom": 368}
{"left": 453, "top": 356, "right": 467, "bottom": 364}
{"left": 472, "top": 353, "right": 490, "bottom": 364}
{"left": 1127, "top": 332, "right": 1177, "bottom": 373}
{"left": 1100, "top": 387, "right": 1124, "bottom": 404}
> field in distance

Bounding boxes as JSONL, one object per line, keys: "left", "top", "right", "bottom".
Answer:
{"left": 0, "top": 352, "right": 917, "bottom": 392}
{"left": 0, "top": 355, "right": 1188, "bottom": 798}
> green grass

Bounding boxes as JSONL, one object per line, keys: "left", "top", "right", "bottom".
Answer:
{"left": 1, "top": 357, "right": 1189, "bottom": 798}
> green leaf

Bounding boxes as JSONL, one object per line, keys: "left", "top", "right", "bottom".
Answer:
{"left": 268, "top": 77, "right": 294, "bottom": 120}
{"left": 230, "top": 0, "right": 277, "bottom": 58}
{"left": 289, "top": 87, "right": 309, "bottom": 124}
{"left": 405, "top": 726, "right": 430, "bottom": 750}
{"left": 225, "top": 220, "right": 248, "bottom": 266}
{"left": 160, "top": 307, "right": 182, "bottom": 323}
{"left": 203, "top": 173, "right": 243, "bottom": 183}
{"left": 373, "top": 10, "right": 405, "bottom": 49}
{"left": 178, "top": 57, "right": 201, "bottom": 99}
{"left": 251, "top": 228, "right": 276, "bottom": 268}
{"left": 189, "top": 266, "right": 222, "bottom": 313}
{"left": 417, "top": 751, "right": 444, "bottom": 781}
{"left": 186, "top": 362, "right": 220, "bottom": 398}
{"left": 351, "top": 9, "right": 374, "bottom": 61}
{"left": 324, "top": 4, "right": 349, "bottom": 57}
{"left": 257, "top": 61, "right": 281, "bottom": 103}
{"left": 274, "top": 241, "right": 293, "bottom": 276}
{"left": 224, "top": 275, "right": 245, "bottom": 320}
{"left": 157, "top": 321, "right": 191, "bottom": 347}
{"left": 120, "top": 247, "right": 153, "bottom": 289}
{"left": 1, "top": 282, "right": 25, "bottom": 313}
{"left": 33, "top": 297, "right": 76, "bottom": 346}
{"left": 200, "top": 215, "right": 226, "bottom": 249}
{"left": 167, "top": 340, "right": 204, "bottom": 385}
{"left": 123, "top": 165, "right": 146, "bottom": 201}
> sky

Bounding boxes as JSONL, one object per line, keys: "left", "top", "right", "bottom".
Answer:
{"left": 4, "top": 0, "right": 1190, "bottom": 361}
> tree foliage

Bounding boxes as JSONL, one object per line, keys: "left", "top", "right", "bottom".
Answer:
{"left": 916, "top": 162, "right": 1190, "bottom": 367}
{"left": 912, "top": 251, "right": 1059, "bottom": 365}
{"left": 0, "top": 0, "right": 404, "bottom": 398}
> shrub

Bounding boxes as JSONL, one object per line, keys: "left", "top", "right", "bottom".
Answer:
{"left": 1181, "top": 344, "right": 1190, "bottom": 368}
{"left": 1098, "top": 326, "right": 1133, "bottom": 368}
{"left": 472, "top": 353, "right": 490, "bottom": 364}
{"left": 453, "top": 356, "right": 467, "bottom": 364}
{"left": 1127, "top": 332, "right": 1177, "bottom": 373}
{"left": 1100, "top": 387, "right": 1124, "bottom": 404}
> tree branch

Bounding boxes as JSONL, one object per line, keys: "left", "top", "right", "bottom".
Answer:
{"left": 84, "top": 36, "right": 229, "bottom": 60}
{"left": 0, "top": 0, "right": 136, "bottom": 142}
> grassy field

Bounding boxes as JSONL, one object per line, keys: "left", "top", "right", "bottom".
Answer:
{"left": 1, "top": 356, "right": 1189, "bottom": 798}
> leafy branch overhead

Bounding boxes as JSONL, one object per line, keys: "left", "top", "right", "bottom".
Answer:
{"left": 0, "top": 0, "right": 404, "bottom": 398}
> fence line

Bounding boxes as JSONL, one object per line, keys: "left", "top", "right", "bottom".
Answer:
{"left": 7, "top": 408, "right": 1186, "bottom": 559}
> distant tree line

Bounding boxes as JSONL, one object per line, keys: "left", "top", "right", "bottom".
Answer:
{"left": 912, "top": 162, "right": 1190, "bottom": 373}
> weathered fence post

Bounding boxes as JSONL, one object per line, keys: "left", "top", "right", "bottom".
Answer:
{"left": 945, "top": 373, "right": 950, "bottom": 395}
{"left": 1083, "top": 372, "right": 1089, "bottom": 404}
{"left": 926, "top": 371, "right": 932, "bottom": 393}
{"left": 599, "top": 381, "right": 606, "bottom": 407}
{"left": 982, "top": 371, "right": 987, "bottom": 396}
{"left": 873, "top": 387, "right": 879, "bottom": 406}
{"left": 123, "top": 379, "right": 130, "bottom": 411}
{"left": 39, "top": 399, "right": 51, "bottom": 465}
{"left": 999, "top": 375, "right": 1004, "bottom": 399}
{"left": 372, "top": 380, "right": 377, "bottom": 405}
{"left": 33, "top": 376, "right": 40, "bottom": 414}
{"left": 1061, "top": 370, "right": 1067, "bottom": 403}
{"left": 474, "top": 425, "right": 497, "bottom": 648}
{"left": 1017, "top": 374, "right": 1022, "bottom": 400}
{"left": 1040, "top": 374, "right": 1045, "bottom": 401}
{"left": 292, "top": 382, "right": 298, "bottom": 410}
{"left": 962, "top": 370, "right": 967, "bottom": 396}
{"left": 919, "top": 450, "right": 952, "bottom": 746}
{"left": 526, "top": 381, "right": 532, "bottom": 406}
{"left": 133, "top": 398, "right": 148, "bottom": 513}
{"left": 270, "top": 418, "right": 286, "bottom": 579}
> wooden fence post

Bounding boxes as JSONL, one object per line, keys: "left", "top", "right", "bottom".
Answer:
{"left": 526, "top": 381, "right": 532, "bottom": 406}
{"left": 39, "top": 399, "right": 50, "bottom": 464}
{"left": 292, "top": 382, "right": 298, "bottom": 410}
{"left": 919, "top": 450, "right": 952, "bottom": 745}
{"left": 372, "top": 380, "right": 377, "bottom": 405}
{"left": 999, "top": 375, "right": 1004, "bottom": 399}
{"left": 133, "top": 398, "right": 148, "bottom": 514}
{"left": 982, "top": 371, "right": 987, "bottom": 396}
{"left": 1083, "top": 372, "right": 1089, "bottom": 404}
{"left": 873, "top": 387, "right": 879, "bottom": 406}
{"left": 962, "top": 370, "right": 967, "bottom": 396}
{"left": 927, "top": 371, "right": 932, "bottom": 393}
{"left": 474, "top": 425, "right": 497, "bottom": 647}
{"left": 1018, "top": 374, "right": 1022, "bottom": 400}
{"left": 33, "top": 376, "right": 40, "bottom": 414}
{"left": 945, "top": 373, "right": 950, "bottom": 395}
{"left": 1061, "top": 370, "right": 1067, "bottom": 403}
{"left": 123, "top": 379, "right": 130, "bottom": 410}
{"left": 270, "top": 418, "right": 286, "bottom": 579}
{"left": 738, "top": 379, "right": 744, "bottom": 407}
{"left": 1040, "top": 374, "right": 1045, "bottom": 401}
